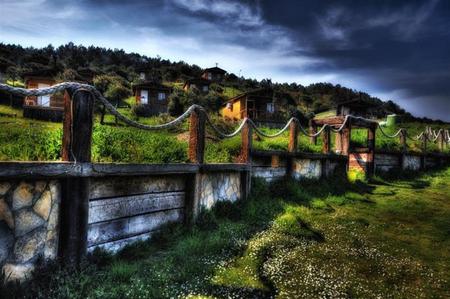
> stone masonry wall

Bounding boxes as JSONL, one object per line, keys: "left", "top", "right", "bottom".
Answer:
{"left": 198, "top": 172, "right": 241, "bottom": 210}
{"left": 292, "top": 159, "right": 322, "bottom": 180}
{"left": 403, "top": 155, "right": 421, "bottom": 171}
{"left": 0, "top": 180, "right": 60, "bottom": 281}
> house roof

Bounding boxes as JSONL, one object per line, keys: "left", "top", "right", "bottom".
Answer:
{"left": 202, "top": 66, "right": 226, "bottom": 74}
{"left": 336, "top": 98, "right": 380, "bottom": 109}
{"left": 132, "top": 81, "right": 171, "bottom": 92}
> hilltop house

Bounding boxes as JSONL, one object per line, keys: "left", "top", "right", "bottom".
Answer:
{"left": 221, "top": 88, "right": 294, "bottom": 123}
{"left": 22, "top": 70, "right": 65, "bottom": 122}
{"left": 336, "top": 98, "right": 380, "bottom": 118}
{"left": 183, "top": 78, "right": 211, "bottom": 93}
{"left": 201, "top": 66, "right": 226, "bottom": 82}
{"left": 132, "top": 82, "right": 172, "bottom": 114}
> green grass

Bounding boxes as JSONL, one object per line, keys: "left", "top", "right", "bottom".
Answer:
{"left": 0, "top": 103, "right": 449, "bottom": 162}
{"left": 4, "top": 167, "right": 450, "bottom": 298}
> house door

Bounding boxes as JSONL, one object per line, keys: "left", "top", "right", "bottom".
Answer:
{"left": 247, "top": 100, "right": 256, "bottom": 119}
{"left": 37, "top": 83, "right": 51, "bottom": 107}
{"left": 140, "top": 90, "right": 148, "bottom": 104}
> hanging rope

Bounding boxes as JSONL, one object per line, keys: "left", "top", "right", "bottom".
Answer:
{"left": 1, "top": 82, "right": 449, "bottom": 145}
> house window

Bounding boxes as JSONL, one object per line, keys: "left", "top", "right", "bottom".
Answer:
{"left": 158, "top": 92, "right": 166, "bottom": 101}
{"left": 139, "top": 72, "right": 146, "bottom": 80}
{"left": 226, "top": 103, "right": 233, "bottom": 111}
{"left": 267, "top": 103, "right": 275, "bottom": 113}
{"left": 202, "top": 85, "right": 209, "bottom": 92}
{"left": 207, "top": 73, "right": 212, "bottom": 80}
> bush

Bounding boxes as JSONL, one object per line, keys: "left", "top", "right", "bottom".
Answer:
{"left": 132, "top": 104, "right": 157, "bottom": 117}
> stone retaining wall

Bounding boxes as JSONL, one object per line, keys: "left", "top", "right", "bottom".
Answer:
{"left": 198, "top": 172, "right": 241, "bottom": 210}
{"left": 0, "top": 180, "right": 60, "bottom": 281}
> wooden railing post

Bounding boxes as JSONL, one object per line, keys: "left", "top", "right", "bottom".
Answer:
{"left": 438, "top": 130, "right": 445, "bottom": 152}
{"left": 399, "top": 129, "right": 407, "bottom": 169}
{"left": 188, "top": 108, "right": 206, "bottom": 164}
{"left": 341, "top": 120, "right": 351, "bottom": 156}
{"left": 240, "top": 120, "right": 253, "bottom": 164}
{"left": 288, "top": 120, "right": 298, "bottom": 153}
{"left": 366, "top": 125, "right": 376, "bottom": 176}
{"left": 322, "top": 126, "right": 331, "bottom": 154}
{"left": 59, "top": 88, "right": 94, "bottom": 264}
{"left": 309, "top": 120, "right": 317, "bottom": 145}
{"left": 420, "top": 134, "right": 427, "bottom": 170}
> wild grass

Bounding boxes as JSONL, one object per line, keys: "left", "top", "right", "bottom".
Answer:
{"left": 0, "top": 103, "right": 449, "bottom": 162}
{"left": 3, "top": 167, "right": 450, "bottom": 298}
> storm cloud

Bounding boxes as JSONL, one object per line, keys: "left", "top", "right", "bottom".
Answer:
{"left": 1, "top": 0, "right": 449, "bottom": 120}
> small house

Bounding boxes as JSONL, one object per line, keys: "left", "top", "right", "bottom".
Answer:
{"left": 201, "top": 66, "right": 226, "bottom": 82}
{"left": 132, "top": 82, "right": 172, "bottom": 114}
{"left": 336, "top": 98, "right": 380, "bottom": 118}
{"left": 221, "top": 88, "right": 294, "bottom": 122}
{"left": 22, "top": 71, "right": 65, "bottom": 122}
{"left": 183, "top": 78, "right": 211, "bottom": 93}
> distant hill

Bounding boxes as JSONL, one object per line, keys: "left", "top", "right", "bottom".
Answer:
{"left": 0, "top": 42, "right": 443, "bottom": 123}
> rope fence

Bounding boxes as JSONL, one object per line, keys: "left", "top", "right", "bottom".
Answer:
{"left": 0, "top": 82, "right": 449, "bottom": 153}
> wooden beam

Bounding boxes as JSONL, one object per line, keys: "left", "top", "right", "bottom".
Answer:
{"left": 239, "top": 121, "right": 253, "bottom": 163}
{"left": 288, "top": 120, "right": 298, "bottom": 153}
{"left": 366, "top": 127, "right": 376, "bottom": 176}
{"left": 59, "top": 88, "right": 94, "bottom": 265}
{"left": 188, "top": 108, "right": 206, "bottom": 164}
{"left": 322, "top": 126, "right": 331, "bottom": 154}
{"left": 309, "top": 119, "right": 317, "bottom": 145}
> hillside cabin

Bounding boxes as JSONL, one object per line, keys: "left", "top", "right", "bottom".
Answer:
{"left": 183, "top": 78, "right": 211, "bottom": 93}
{"left": 336, "top": 99, "right": 380, "bottom": 118}
{"left": 22, "top": 74, "right": 64, "bottom": 122}
{"left": 201, "top": 66, "right": 226, "bottom": 82}
{"left": 221, "top": 88, "right": 294, "bottom": 123}
{"left": 133, "top": 82, "right": 172, "bottom": 114}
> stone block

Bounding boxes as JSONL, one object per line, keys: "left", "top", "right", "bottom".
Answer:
{"left": 13, "top": 227, "right": 46, "bottom": 263}
{"left": 0, "top": 222, "right": 14, "bottom": 265}
{"left": 2, "top": 263, "right": 34, "bottom": 282}
{"left": 44, "top": 228, "right": 58, "bottom": 260}
{"left": 14, "top": 209, "right": 45, "bottom": 237}
{"left": 0, "top": 198, "right": 14, "bottom": 229}
{"left": 34, "top": 181, "right": 47, "bottom": 194}
{"left": 49, "top": 180, "right": 60, "bottom": 205}
{"left": 12, "top": 182, "right": 34, "bottom": 211}
{"left": 33, "top": 190, "right": 52, "bottom": 221}
{"left": 0, "top": 182, "right": 11, "bottom": 196}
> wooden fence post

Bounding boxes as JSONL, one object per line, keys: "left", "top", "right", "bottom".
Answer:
{"left": 309, "top": 120, "right": 317, "bottom": 145}
{"left": 240, "top": 120, "right": 253, "bottom": 164}
{"left": 188, "top": 108, "right": 206, "bottom": 164}
{"left": 366, "top": 125, "right": 376, "bottom": 176}
{"left": 438, "top": 131, "right": 445, "bottom": 152}
{"left": 288, "top": 120, "right": 298, "bottom": 153}
{"left": 399, "top": 129, "right": 407, "bottom": 169}
{"left": 420, "top": 134, "right": 427, "bottom": 170}
{"left": 341, "top": 120, "right": 351, "bottom": 156}
{"left": 59, "top": 88, "right": 94, "bottom": 264}
{"left": 322, "top": 126, "right": 331, "bottom": 154}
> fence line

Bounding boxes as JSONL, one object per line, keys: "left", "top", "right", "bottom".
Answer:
{"left": 0, "top": 82, "right": 449, "bottom": 153}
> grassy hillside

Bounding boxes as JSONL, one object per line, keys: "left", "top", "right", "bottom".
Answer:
{"left": 0, "top": 104, "right": 449, "bottom": 162}
{"left": 4, "top": 168, "right": 450, "bottom": 298}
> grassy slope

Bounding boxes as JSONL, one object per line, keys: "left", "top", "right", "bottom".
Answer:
{"left": 0, "top": 103, "right": 449, "bottom": 162}
{"left": 5, "top": 167, "right": 450, "bottom": 298}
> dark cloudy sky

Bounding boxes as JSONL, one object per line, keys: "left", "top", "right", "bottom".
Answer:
{"left": 1, "top": 0, "right": 449, "bottom": 121}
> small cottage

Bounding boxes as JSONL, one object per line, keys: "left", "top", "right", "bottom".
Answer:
{"left": 183, "top": 78, "right": 211, "bottom": 93}
{"left": 221, "top": 88, "right": 294, "bottom": 122}
{"left": 132, "top": 82, "right": 172, "bottom": 114}
{"left": 336, "top": 98, "right": 380, "bottom": 118}
{"left": 201, "top": 66, "right": 226, "bottom": 82}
